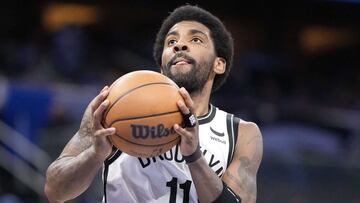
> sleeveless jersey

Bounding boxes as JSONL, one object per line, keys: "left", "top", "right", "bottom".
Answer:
{"left": 102, "top": 104, "right": 240, "bottom": 203}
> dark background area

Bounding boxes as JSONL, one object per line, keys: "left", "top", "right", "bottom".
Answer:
{"left": 0, "top": 0, "right": 359, "bottom": 202}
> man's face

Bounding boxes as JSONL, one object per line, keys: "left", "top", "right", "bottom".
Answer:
{"left": 161, "top": 21, "right": 216, "bottom": 94}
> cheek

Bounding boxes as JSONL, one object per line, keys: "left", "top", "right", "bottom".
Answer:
{"left": 161, "top": 55, "right": 166, "bottom": 67}
{"left": 194, "top": 48, "right": 212, "bottom": 61}
{"left": 196, "top": 54, "right": 209, "bottom": 65}
{"left": 161, "top": 50, "right": 171, "bottom": 67}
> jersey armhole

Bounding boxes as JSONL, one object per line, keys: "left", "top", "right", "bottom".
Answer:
{"left": 104, "top": 146, "right": 122, "bottom": 166}
{"left": 226, "top": 114, "right": 240, "bottom": 168}
{"left": 233, "top": 116, "right": 240, "bottom": 146}
{"left": 103, "top": 147, "right": 122, "bottom": 203}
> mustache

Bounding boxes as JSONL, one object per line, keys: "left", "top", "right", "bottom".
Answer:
{"left": 166, "top": 52, "right": 196, "bottom": 68}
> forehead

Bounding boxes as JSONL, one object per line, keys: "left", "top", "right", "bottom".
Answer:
{"left": 167, "top": 21, "right": 210, "bottom": 36}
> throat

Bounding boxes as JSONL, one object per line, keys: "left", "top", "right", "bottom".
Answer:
{"left": 190, "top": 93, "right": 210, "bottom": 117}
{"left": 189, "top": 79, "right": 213, "bottom": 117}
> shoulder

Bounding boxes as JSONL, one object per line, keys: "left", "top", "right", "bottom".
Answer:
{"left": 235, "top": 119, "right": 263, "bottom": 155}
{"left": 210, "top": 105, "right": 262, "bottom": 147}
{"left": 238, "top": 120, "right": 262, "bottom": 139}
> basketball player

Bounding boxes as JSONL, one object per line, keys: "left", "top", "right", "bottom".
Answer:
{"left": 45, "top": 5, "right": 263, "bottom": 203}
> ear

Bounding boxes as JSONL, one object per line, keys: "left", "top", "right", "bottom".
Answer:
{"left": 213, "top": 57, "right": 226, "bottom": 74}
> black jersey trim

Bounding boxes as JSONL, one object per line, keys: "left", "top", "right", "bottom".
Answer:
{"left": 103, "top": 147, "right": 122, "bottom": 203}
{"left": 103, "top": 162, "right": 109, "bottom": 203}
{"left": 226, "top": 114, "right": 240, "bottom": 168}
{"left": 105, "top": 149, "right": 122, "bottom": 165}
{"left": 198, "top": 104, "right": 216, "bottom": 125}
{"left": 233, "top": 117, "right": 240, "bottom": 146}
{"left": 226, "top": 114, "right": 235, "bottom": 168}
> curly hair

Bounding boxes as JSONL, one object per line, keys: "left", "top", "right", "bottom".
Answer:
{"left": 153, "top": 5, "right": 234, "bottom": 92}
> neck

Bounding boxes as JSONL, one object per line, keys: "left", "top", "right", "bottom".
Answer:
{"left": 190, "top": 80, "right": 213, "bottom": 117}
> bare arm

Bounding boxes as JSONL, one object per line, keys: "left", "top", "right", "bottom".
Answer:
{"left": 222, "top": 121, "right": 263, "bottom": 203}
{"left": 174, "top": 88, "right": 223, "bottom": 203}
{"left": 175, "top": 88, "right": 263, "bottom": 203}
{"left": 186, "top": 121, "right": 263, "bottom": 203}
{"left": 186, "top": 156, "right": 223, "bottom": 203}
{"left": 44, "top": 86, "right": 115, "bottom": 203}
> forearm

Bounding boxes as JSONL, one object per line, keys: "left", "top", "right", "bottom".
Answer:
{"left": 45, "top": 147, "right": 104, "bottom": 202}
{"left": 188, "top": 157, "right": 223, "bottom": 203}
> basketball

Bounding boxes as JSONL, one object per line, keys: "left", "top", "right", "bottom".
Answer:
{"left": 103, "top": 70, "right": 184, "bottom": 158}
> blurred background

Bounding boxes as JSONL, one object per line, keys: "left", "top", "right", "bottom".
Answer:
{"left": 0, "top": 0, "right": 359, "bottom": 202}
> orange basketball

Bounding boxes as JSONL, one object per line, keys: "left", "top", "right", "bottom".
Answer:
{"left": 103, "top": 70, "right": 183, "bottom": 158}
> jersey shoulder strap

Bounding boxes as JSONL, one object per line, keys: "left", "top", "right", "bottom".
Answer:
{"left": 226, "top": 113, "right": 240, "bottom": 168}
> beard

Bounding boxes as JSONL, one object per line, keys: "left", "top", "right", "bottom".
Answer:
{"left": 162, "top": 52, "right": 214, "bottom": 94}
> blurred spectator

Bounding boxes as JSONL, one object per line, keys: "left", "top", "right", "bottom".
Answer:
{"left": 1, "top": 82, "right": 52, "bottom": 143}
{"left": 0, "top": 194, "right": 21, "bottom": 203}
{"left": 52, "top": 25, "right": 86, "bottom": 82}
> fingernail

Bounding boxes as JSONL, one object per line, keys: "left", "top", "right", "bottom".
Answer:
{"left": 101, "top": 86, "right": 108, "bottom": 92}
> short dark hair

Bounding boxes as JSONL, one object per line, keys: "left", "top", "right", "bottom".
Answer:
{"left": 153, "top": 5, "right": 234, "bottom": 92}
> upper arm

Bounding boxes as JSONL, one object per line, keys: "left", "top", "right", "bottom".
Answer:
{"left": 222, "top": 121, "right": 263, "bottom": 203}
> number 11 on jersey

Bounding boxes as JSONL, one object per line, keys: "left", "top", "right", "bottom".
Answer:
{"left": 166, "top": 177, "right": 192, "bottom": 203}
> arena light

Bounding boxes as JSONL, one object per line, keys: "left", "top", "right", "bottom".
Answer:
{"left": 299, "top": 26, "right": 358, "bottom": 53}
{"left": 42, "top": 3, "right": 100, "bottom": 32}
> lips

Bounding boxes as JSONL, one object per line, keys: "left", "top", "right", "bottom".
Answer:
{"left": 172, "top": 57, "right": 190, "bottom": 65}
{"left": 166, "top": 53, "right": 195, "bottom": 69}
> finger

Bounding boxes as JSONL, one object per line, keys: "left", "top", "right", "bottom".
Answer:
{"left": 177, "top": 100, "right": 197, "bottom": 128}
{"left": 179, "top": 87, "right": 195, "bottom": 112}
{"left": 90, "top": 89, "right": 110, "bottom": 113}
{"left": 94, "top": 127, "right": 116, "bottom": 137}
{"left": 174, "top": 124, "right": 191, "bottom": 137}
{"left": 93, "top": 99, "right": 110, "bottom": 129}
{"left": 100, "top": 85, "right": 109, "bottom": 93}
{"left": 90, "top": 85, "right": 109, "bottom": 111}
{"left": 177, "top": 100, "right": 190, "bottom": 115}
{"left": 174, "top": 124, "right": 197, "bottom": 153}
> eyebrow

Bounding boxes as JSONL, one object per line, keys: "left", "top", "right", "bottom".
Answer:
{"left": 188, "top": 29, "right": 207, "bottom": 36}
{"left": 166, "top": 29, "right": 208, "bottom": 38}
{"left": 166, "top": 30, "right": 179, "bottom": 38}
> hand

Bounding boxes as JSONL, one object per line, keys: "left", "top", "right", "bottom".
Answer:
{"left": 78, "top": 86, "right": 116, "bottom": 159}
{"left": 174, "top": 87, "right": 199, "bottom": 156}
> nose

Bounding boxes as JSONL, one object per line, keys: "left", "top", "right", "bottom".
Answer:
{"left": 173, "top": 42, "right": 188, "bottom": 52}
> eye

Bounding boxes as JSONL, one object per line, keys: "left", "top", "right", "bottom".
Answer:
{"left": 167, "top": 39, "right": 177, "bottom": 46}
{"left": 191, "top": 37, "right": 203, "bottom": 43}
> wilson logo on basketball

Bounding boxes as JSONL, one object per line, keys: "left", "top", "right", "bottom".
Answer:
{"left": 131, "top": 124, "right": 176, "bottom": 139}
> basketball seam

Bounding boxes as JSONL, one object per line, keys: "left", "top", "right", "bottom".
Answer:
{"left": 104, "top": 82, "right": 177, "bottom": 126}
{"left": 109, "top": 110, "right": 181, "bottom": 126}
{"left": 112, "top": 133, "right": 180, "bottom": 147}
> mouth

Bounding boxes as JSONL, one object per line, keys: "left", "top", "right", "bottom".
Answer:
{"left": 166, "top": 53, "right": 196, "bottom": 70}
{"left": 172, "top": 57, "right": 191, "bottom": 66}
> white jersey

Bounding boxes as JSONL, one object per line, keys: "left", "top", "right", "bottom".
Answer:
{"left": 102, "top": 104, "right": 240, "bottom": 203}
